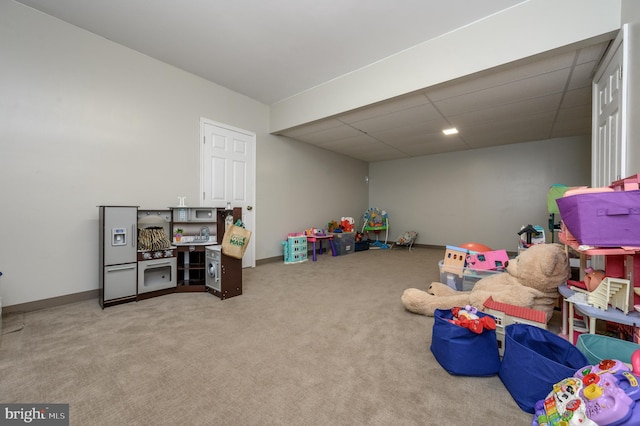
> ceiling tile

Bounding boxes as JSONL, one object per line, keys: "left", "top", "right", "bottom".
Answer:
{"left": 286, "top": 124, "right": 363, "bottom": 145}
{"left": 449, "top": 94, "right": 562, "bottom": 126}
{"left": 346, "top": 103, "right": 440, "bottom": 134}
{"left": 370, "top": 119, "right": 450, "bottom": 142}
{"left": 433, "top": 68, "right": 571, "bottom": 116}
{"left": 576, "top": 42, "right": 611, "bottom": 64}
{"left": 560, "top": 86, "right": 591, "bottom": 108}
{"left": 337, "top": 93, "right": 430, "bottom": 123}
{"left": 567, "top": 61, "right": 600, "bottom": 90}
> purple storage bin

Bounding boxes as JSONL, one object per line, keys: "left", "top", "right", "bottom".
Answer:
{"left": 556, "top": 190, "right": 640, "bottom": 247}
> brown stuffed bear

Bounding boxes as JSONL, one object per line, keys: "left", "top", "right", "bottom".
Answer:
{"left": 401, "top": 243, "right": 570, "bottom": 322}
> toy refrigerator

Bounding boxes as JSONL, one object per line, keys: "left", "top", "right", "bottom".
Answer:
{"left": 98, "top": 205, "right": 138, "bottom": 308}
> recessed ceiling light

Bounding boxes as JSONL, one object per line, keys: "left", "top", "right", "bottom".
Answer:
{"left": 442, "top": 127, "right": 458, "bottom": 136}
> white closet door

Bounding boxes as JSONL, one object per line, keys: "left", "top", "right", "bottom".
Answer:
{"left": 200, "top": 119, "right": 256, "bottom": 268}
{"left": 592, "top": 25, "right": 628, "bottom": 188}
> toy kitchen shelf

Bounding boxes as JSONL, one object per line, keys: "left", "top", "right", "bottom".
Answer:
{"left": 559, "top": 232, "right": 640, "bottom": 344}
{"left": 170, "top": 206, "right": 242, "bottom": 293}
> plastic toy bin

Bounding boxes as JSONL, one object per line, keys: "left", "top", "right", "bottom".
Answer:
{"left": 499, "top": 324, "right": 588, "bottom": 413}
{"left": 282, "top": 234, "right": 308, "bottom": 264}
{"left": 438, "top": 260, "right": 504, "bottom": 291}
{"left": 576, "top": 334, "right": 640, "bottom": 366}
{"left": 332, "top": 232, "right": 355, "bottom": 255}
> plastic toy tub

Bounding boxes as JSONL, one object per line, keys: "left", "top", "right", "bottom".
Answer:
{"left": 577, "top": 333, "right": 640, "bottom": 366}
{"left": 499, "top": 324, "right": 588, "bottom": 413}
{"left": 438, "top": 260, "right": 504, "bottom": 291}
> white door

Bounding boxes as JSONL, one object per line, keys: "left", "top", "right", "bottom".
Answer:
{"left": 592, "top": 25, "right": 628, "bottom": 188}
{"left": 200, "top": 119, "right": 256, "bottom": 268}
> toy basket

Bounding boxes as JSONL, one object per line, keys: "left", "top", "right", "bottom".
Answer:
{"left": 576, "top": 333, "right": 640, "bottom": 366}
{"left": 499, "top": 324, "right": 588, "bottom": 413}
{"left": 430, "top": 309, "right": 501, "bottom": 377}
{"left": 556, "top": 190, "right": 640, "bottom": 247}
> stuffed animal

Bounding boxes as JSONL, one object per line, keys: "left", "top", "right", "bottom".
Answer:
{"left": 401, "top": 243, "right": 570, "bottom": 322}
{"left": 449, "top": 306, "right": 497, "bottom": 334}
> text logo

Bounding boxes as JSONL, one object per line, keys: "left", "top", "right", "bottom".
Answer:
{"left": 1, "top": 404, "right": 68, "bottom": 425}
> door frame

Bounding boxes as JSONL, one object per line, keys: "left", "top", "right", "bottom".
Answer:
{"left": 199, "top": 118, "right": 256, "bottom": 268}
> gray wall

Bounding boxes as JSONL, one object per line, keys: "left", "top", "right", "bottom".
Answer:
{"left": 369, "top": 136, "right": 591, "bottom": 251}
{"left": 0, "top": 2, "right": 368, "bottom": 307}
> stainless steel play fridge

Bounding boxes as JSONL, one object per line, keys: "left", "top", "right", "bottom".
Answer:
{"left": 98, "top": 205, "right": 138, "bottom": 308}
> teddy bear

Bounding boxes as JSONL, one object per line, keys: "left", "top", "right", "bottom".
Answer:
{"left": 401, "top": 243, "right": 570, "bottom": 322}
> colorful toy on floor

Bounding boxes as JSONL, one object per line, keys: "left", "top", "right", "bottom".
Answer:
{"left": 402, "top": 243, "right": 570, "bottom": 322}
{"left": 361, "top": 208, "right": 389, "bottom": 245}
{"left": 532, "top": 357, "right": 640, "bottom": 426}
{"left": 466, "top": 249, "right": 509, "bottom": 271}
{"left": 448, "top": 306, "right": 496, "bottom": 334}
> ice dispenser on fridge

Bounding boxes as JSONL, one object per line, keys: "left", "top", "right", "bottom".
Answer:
{"left": 111, "top": 227, "right": 127, "bottom": 246}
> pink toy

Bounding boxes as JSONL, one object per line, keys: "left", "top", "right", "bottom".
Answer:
{"left": 465, "top": 249, "right": 509, "bottom": 271}
{"left": 632, "top": 350, "right": 640, "bottom": 375}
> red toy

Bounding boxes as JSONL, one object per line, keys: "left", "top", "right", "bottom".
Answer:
{"left": 449, "top": 306, "right": 497, "bottom": 334}
{"left": 340, "top": 219, "right": 354, "bottom": 232}
{"left": 459, "top": 242, "right": 493, "bottom": 253}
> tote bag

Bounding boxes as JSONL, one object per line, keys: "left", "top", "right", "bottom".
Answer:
{"left": 430, "top": 309, "right": 501, "bottom": 377}
{"left": 499, "top": 324, "right": 588, "bottom": 413}
{"left": 221, "top": 224, "right": 252, "bottom": 259}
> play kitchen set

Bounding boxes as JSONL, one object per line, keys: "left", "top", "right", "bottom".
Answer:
{"left": 98, "top": 204, "right": 242, "bottom": 308}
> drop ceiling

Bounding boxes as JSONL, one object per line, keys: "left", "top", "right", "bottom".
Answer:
{"left": 276, "top": 40, "right": 612, "bottom": 162}
{"left": 15, "top": 0, "right": 615, "bottom": 162}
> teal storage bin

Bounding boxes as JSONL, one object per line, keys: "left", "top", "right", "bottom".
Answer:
{"left": 576, "top": 334, "right": 640, "bottom": 366}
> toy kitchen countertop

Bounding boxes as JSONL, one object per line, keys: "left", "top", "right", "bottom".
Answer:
{"left": 172, "top": 236, "right": 217, "bottom": 246}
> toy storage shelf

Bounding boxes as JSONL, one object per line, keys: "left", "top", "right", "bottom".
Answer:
{"left": 559, "top": 232, "right": 640, "bottom": 344}
{"left": 559, "top": 285, "right": 640, "bottom": 343}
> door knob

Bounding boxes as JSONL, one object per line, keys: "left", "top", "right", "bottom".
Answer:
{"left": 247, "top": 206, "right": 253, "bottom": 211}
